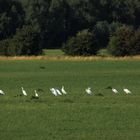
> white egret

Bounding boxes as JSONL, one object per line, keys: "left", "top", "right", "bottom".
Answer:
{"left": 50, "top": 88, "right": 58, "bottom": 96}
{"left": 112, "top": 88, "right": 118, "bottom": 94}
{"left": 31, "top": 90, "right": 39, "bottom": 99}
{"left": 61, "top": 86, "right": 67, "bottom": 94}
{"left": 123, "top": 88, "right": 131, "bottom": 94}
{"left": 21, "top": 87, "right": 27, "bottom": 96}
{"left": 85, "top": 87, "right": 92, "bottom": 95}
{"left": 35, "top": 90, "right": 39, "bottom": 97}
{"left": 106, "top": 86, "right": 118, "bottom": 94}
{"left": 0, "top": 90, "right": 5, "bottom": 95}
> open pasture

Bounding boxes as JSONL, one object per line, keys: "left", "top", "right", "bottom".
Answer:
{"left": 0, "top": 59, "right": 140, "bottom": 140}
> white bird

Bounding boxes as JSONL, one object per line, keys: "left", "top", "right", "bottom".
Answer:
{"left": 21, "top": 87, "right": 27, "bottom": 96}
{"left": 50, "top": 88, "right": 58, "bottom": 96}
{"left": 31, "top": 90, "right": 39, "bottom": 99}
{"left": 107, "top": 86, "right": 118, "bottom": 94}
{"left": 56, "top": 89, "right": 62, "bottom": 95}
{"left": 85, "top": 87, "right": 92, "bottom": 95}
{"left": 0, "top": 90, "right": 5, "bottom": 95}
{"left": 123, "top": 88, "right": 131, "bottom": 94}
{"left": 34, "top": 90, "right": 39, "bottom": 97}
{"left": 112, "top": 88, "right": 119, "bottom": 94}
{"left": 61, "top": 86, "right": 67, "bottom": 94}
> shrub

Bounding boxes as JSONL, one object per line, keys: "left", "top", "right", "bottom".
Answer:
{"left": 0, "top": 25, "right": 42, "bottom": 56}
{"left": 12, "top": 25, "right": 42, "bottom": 55}
{"left": 62, "top": 29, "right": 98, "bottom": 56}
{"left": 107, "top": 26, "right": 135, "bottom": 56}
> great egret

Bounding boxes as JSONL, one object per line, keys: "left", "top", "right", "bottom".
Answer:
{"left": 31, "top": 90, "right": 39, "bottom": 99}
{"left": 106, "top": 86, "right": 118, "bottom": 94}
{"left": 0, "top": 90, "right": 5, "bottom": 95}
{"left": 123, "top": 88, "right": 131, "bottom": 94}
{"left": 21, "top": 87, "right": 27, "bottom": 96}
{"left": 50, "top": 88, "right": 58, "bottom": 96}
{"left": 61, "top": 86, "right": 67, "bottom": 94}
{"left": 35, "top": 90, "right": 39, "bottom": 97}
{"left": 85, "top": 87, "right": 92, "bottom": 95}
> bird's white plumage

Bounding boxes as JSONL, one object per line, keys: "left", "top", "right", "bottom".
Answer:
{"left": 107, "top": 86, "right": 119, "bottom": 94}
{"left": 0, "top": 90, "right": 5, "bottom": 95}
{"left": 56, "top": 89, "right": 62, "bottom": 95}
{"left": 61, "top": 86, "right": 67, "bottom": 94}
{"left": 112, "top": 88, "right": 118, "bottom": 94}
{"left": 34, "top": 90, "right": 39, "bottom": 97}
{"left": 21, "top": 87, "right": 27, "bottom": 96}
{"left": 123, "top": 88, "right": 131, "bottom": 94}
{"left": 85, "top": 87, "right": 92, "bottom": 95}
{"left": 50, "top": 88, "right": 58, "bottom": 96}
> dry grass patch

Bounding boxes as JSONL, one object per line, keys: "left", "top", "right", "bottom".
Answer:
{"left": 0, "top": 55, "right": 140, "bottom": 61}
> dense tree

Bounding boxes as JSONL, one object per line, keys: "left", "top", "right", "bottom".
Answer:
{"left": 0, "top": 0, "right": 140, "bottom": 56}
{"left": 93, "top": 21, "right": 110, "bottom": 49}
{"left": 62, "top": 29, "right": 99, "bottom": 56}
{"left": 130, "top": 28, "right": 140, "bottom": 55}
{"left": 0, "top": 25, "right": 42, "bottom": 56}
{"left": 88, "top": 0, "right": 140, "bottom": 26}
{"left": 107, "top": 26, "right": 135, "bottom": 56}
{"left": 0, "top": 0, "right": 25, "bottom": 40}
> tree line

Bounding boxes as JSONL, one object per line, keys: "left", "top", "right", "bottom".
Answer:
{"left": 0, "top": 0, "right": 140, "bottom": 56}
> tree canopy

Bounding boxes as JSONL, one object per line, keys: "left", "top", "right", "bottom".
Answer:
{"left": 0, "top": 0, "right": 140, "bottom": 56}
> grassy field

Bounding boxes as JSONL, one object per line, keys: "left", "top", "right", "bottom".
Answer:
{"left": 0, "top": 59, "right": 140, "bottom": 140}
{"left": 43, "top": 49, "right": 65, "bottom": 56}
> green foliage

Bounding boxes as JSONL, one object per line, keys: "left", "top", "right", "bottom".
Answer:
{"left": 109, "top": 22, "right": 123, "bottom": 35}
{"left": 0, "top": 0, "right": 140, "bottom": 53}
{"left": 92, "top": 21, "right": 123, "bottom": 50}
{"left": 62, "top": 29, "right": 98, "bottom": 56}
{"left": 0, "top": 39, "right": 10, "bottom": 56}
{"left": 13, "top": 25, "right": 42, "bottom": 56}
{"left": 0, "top": 0, "right": 25, "bottom": 40}
{"left": 107, "top": 26, "right": 137, "bottom": 56}
{"left": 130, "top": 28, "right": 140, "bottom": 55}
{"left": 86, "top": 0, "right": 140, "bottom": 26}
{"left": 0, "top": 25, "right": 42, "bottom": 56}
{"left": 93, "top": 21, "right": 110, "bottom": 48}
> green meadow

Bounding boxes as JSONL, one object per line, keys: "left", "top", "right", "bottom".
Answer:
{"left": 0, "top": 59, "right": 140, "bottom": 140}
{"left": 44, "top": 49, "right": 65, "bottom": 56}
